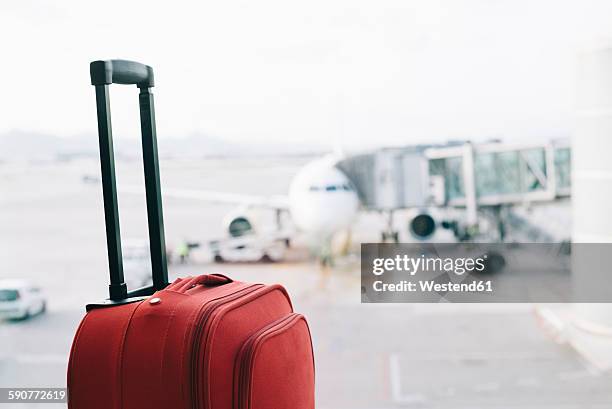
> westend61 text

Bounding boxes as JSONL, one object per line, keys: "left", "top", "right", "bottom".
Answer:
{"left": 373, "top": 280, "right": 493, "bottom": 293}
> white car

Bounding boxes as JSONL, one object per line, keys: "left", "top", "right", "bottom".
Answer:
{"left": 0, "top": 280, "right": 46, "bottom": 320}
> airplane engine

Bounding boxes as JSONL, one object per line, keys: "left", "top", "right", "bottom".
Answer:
{"left": 214, "top": 208, "right": 288, "bottom": 263}
{"left": 409, "top": 213, "right": 436, "bottom": 240}
{"left": 223, "top": 208, "right": 259, "bottom": 237}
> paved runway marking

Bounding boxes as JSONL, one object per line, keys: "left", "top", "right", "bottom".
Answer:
{"left": 388, "top": 353, "right": 428, "bottom": 407}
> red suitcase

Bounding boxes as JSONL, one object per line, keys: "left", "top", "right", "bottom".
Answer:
{"left": 67, "top": 60, "right": 315, "bottom": 409}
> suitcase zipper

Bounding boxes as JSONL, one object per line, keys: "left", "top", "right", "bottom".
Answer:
{"left": 236, "top": 313, "right": 302, "bottom": 409}
{"left": 190, "top": 284, "right": 264, "bottom": 408}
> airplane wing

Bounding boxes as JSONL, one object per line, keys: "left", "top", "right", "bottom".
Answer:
{"left": 120, "top": 185, "right": 290, "bottom": 210}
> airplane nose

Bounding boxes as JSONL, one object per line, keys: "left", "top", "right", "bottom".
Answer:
{"left": 291, "top": 195, "right": 358, "bottom": 235}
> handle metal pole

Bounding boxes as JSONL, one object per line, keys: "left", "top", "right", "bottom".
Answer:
{"left": 90, "top": 59, "right": 168, "bottom": 302}
{"left": 94, "top": 84, "right": 128, "bottom": 300}
{"left": 138, "top": 87, "right": 168, "bottom": 291}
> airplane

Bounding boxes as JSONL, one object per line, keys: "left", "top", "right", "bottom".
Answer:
{"left": 120, "top": 154, "right": 361, "bottom": 263}
{"left": 117, "top": 138, "right": 572, "bottom": 264}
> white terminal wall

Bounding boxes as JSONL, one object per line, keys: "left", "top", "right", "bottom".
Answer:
{"left": 573, "top": 44, "right": 612, "bottom": 327}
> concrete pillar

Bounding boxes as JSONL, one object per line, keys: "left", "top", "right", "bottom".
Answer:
{"left": 572, "top": 44, "right": 612, "bottom": 366}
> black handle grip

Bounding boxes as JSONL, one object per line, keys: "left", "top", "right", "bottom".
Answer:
{"left": 90, "top": 59, "right": 154, "bottom": 88}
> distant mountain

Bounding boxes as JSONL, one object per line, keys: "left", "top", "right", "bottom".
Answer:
{"left": 0, "top": 130, "right": 97, "bottom": 161}
{"left": 0, "top": 130, "right": 326, "bottom": 162}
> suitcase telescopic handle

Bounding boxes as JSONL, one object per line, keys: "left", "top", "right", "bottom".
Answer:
{"left": 90, "top": 59, "right": 154, "bottom": 88}
{"left": 90, "top": 59, "right": 169, "bottom": 303}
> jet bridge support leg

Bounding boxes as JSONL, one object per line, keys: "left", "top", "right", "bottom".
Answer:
{"left": 492, "top": 205, "right": 506, "bottom": 242}
{"left": 381, "top": 210, "right": 399, "bottom": 243}
{"left": 462, "top": 142, "right": 478, "bottom": 229}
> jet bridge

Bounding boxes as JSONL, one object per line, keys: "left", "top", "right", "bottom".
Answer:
{"left": 337, "top": 145, "right": 434, "bottom": 210}
{"left": 426, "top": 139, "right": 571, "bottom": 223}
{"left": 337, "top": 139, "right": 571, "bottom": 226}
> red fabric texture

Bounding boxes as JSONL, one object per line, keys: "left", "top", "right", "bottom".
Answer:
{"left": 67, "top": 275, "right": 314, "bottom": 409}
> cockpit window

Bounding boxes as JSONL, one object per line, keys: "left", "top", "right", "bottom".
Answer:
{"left": 309, "top": 184, "right": 354, "bottom": 192}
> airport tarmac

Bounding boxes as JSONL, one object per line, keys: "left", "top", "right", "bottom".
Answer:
{"left": 1, "top": 157, "right": 611, "bottom": 408}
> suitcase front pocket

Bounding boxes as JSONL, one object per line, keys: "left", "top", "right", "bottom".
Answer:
{"left": 234, "top": 313, "right": 315, "bottom": 409}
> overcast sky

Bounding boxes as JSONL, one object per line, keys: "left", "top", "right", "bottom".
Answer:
{"left": 2, "top": 0, "right": 612, "bottom": 149}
